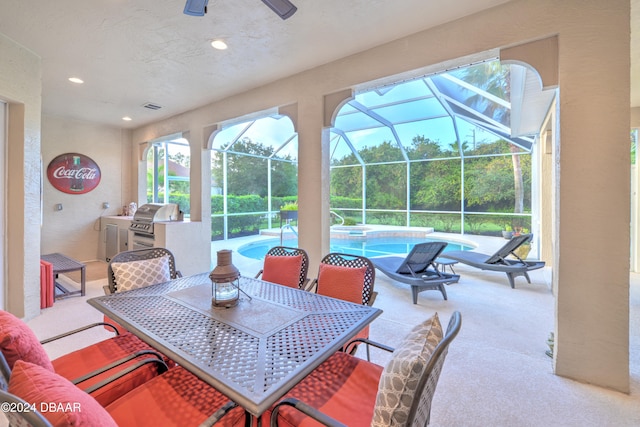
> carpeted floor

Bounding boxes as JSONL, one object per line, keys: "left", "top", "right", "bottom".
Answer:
{"left": 25, "top": 259, "right": 640, "bottom": 426}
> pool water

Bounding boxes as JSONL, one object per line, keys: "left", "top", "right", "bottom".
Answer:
{"left": 238, "top": 236, "right": 471, "bottom": 260}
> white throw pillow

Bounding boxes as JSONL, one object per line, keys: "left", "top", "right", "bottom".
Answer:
{"left": 111, "top": 255, "right": 171, "bottom": 292}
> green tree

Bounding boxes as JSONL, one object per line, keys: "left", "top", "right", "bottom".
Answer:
{"left": 411, "top": 159, "right": 462, "bottom": 210}
{"left": 271, "top": 159, "right": 298, "bottom": 197}
{"left": 408, "top": 135, "right": 445, "bottom": 159}
{"left": 408, "top": 136, "right": 461, "bottom": 210}
{"left": 211, "top": 137, "right": 298, "bottom": 198}
{"left": 331, "top": 165, "right": 362, "bottom": 201}
{"left": 366, "top": 163, "right": 407, "bottom": 209}
{"left": 464, "top": 142, "right": 531, "bottom": 212}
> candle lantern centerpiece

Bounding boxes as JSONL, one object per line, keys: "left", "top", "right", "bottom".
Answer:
{"left": 210, "top": 249, "right": 240, "bottom": 308}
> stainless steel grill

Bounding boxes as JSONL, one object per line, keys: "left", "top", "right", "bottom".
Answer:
{"left": 129, "top": 203, "right": 179, "bottom": 248}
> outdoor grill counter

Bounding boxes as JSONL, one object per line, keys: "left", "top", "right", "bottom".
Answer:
{"left": 101, "top": 202, "right": 209, "bottom": 276}
{"left": 129, "top": 203, "right": 180, "bottom": 249}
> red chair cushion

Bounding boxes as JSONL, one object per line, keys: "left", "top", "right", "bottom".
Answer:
{"left": 9, "top": 360, "right": 118, "bottom": 427}
{"left": 52, "top": 332, "right": 170, "bottom": 407}
{"left": 316, "top": 264, "right": 366, "bottom": 304}
{"left": 269, "top": 351, "right": 383, "bottom": 427}
{"left": 103, "top": 314, "right": 129, "bottom": 335}
{"left": 0, "top": 310, "right": 54, "bottom": 372}
{"left": 317, "top": 264, "right": 369, "bottom": 340}
{"left": 261, "top": 255, "right": 303, "bottom": 288}
{"left": 106, "top": 366, "right": 245, "bottom": 427}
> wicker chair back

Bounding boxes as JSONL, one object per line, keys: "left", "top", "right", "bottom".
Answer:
{"left": 318, "top": 253, "right": 376, "bottom": 306}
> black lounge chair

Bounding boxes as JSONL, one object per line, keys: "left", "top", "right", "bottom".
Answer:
{"left": 440, "top": 233, "right": 545, "bottom": 288}
{"left": 372, "top": 241, "right": 460, "bottom": 304}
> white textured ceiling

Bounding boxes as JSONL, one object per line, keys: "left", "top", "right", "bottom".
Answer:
{"left": 0, "top": 0, "right": 512, "bottom": 128}
{"left": 0, "top": 0, "right": 635, "bottom": 129}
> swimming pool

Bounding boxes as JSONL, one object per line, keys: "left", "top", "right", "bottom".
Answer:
{"left": 238, "top": 236, "right": 471, "bottom": 260}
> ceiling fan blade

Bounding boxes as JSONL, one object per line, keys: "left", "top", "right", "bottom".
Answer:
{"left": 261, "top": 0, "right": 297, "bottom": 20}
{"left": 184, "top": 0, "right": 209, "bottom": 16}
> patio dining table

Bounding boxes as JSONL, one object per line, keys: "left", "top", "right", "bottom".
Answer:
{"left": 87, "top": 273, "right": 382, "bottom": 419}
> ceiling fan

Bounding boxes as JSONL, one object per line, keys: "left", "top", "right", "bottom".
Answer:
{"left": 184, "top": 0, "right": 297, "bottom": 20}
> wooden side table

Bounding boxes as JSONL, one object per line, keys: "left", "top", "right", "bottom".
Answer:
{"left": 40, "top": 253, "right": 86, "bottom": 299}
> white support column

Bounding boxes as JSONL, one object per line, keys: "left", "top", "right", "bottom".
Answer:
{"left": 297, "top": 97, "right": 331, "bottom": 274}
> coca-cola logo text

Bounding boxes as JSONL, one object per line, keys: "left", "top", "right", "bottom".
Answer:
{"left": 47, "top": 153, "right": 101, "bottom": 195}
{"left": 52, "top": 166, "right": 99, "bottom": 181}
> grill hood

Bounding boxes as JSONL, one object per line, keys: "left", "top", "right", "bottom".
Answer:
{"left": 133, "top": 203, "right": 179, "bottom": 222}
{"left": 130, "top": 203, "right": 179, "bottom": 234}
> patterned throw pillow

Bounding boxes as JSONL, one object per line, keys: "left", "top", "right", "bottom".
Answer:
{"left": 111, "top": 255, "right": 171, "bottom": 292}
{"left": 371, "top": 313, "right": 443, "bottom": 427}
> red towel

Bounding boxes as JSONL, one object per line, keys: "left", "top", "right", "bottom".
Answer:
{"left": 40, "top": 260, "right": 54, "bottom": 308}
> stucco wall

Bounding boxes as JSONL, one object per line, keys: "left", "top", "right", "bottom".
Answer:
{"left": 632, "top": 106, "right": 640, "bottom": 127}
{"left": 132, "top": 0, "right": 631, "bottom": 392}
{"left": 0, "top": 33, "right": 42, "bottom": 319}
{"left": 41, "top": 116, "right": 132, "bottom": 262}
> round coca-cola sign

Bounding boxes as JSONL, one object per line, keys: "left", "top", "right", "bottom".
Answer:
{"left": 47, "top": 153, "right": 101, "bottom": 194}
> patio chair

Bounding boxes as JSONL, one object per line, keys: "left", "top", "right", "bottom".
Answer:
{"left": 312, "top": 253, "right": 376, "bottom": 306}
{"left": 0, "top": 310, "right": 169, "bottom": 407}
{"left": 312, "top": 253, "right": 377, "bottom": 357}
{"left": 439, "top": 234, "right": 545, "bottom": 288}
{"left": 106, "top": 247, "right": 182, "bottom": 294}
{"left": 372, "top": 241, "right": 460, "bottom": 304}
{"left": 4, "top": 359, "right": 246, "bottom": 427}
{"left": 104, "top": 247, "right": 184, "bottom": 334}
{"left": 269, "top": 311, "right": 462, "bottom": 427}
{"left": 255, "top": 246, "right": 310, "bottom": 289}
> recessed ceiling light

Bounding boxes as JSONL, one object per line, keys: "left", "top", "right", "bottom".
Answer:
{"left": 211, "top": 39, "right": 228, "bottom": 50}
{"left": 68, "top": 77, "right": 84, "bottom": 84}
{"left": 122, "top": 116, "right": 132, "bottom": 121}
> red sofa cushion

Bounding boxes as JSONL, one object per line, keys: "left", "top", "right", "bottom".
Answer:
{"left": 0, "top": 310, "right": 54, "bottom": 372}
{"left": 0, "top": 309, "right": 170, "bottom": 407}
{"left": 261, "top": 254, "right": 303, "bottom": 288}
{"left": 9, "top": 360, "right": 118, "bottom": 427}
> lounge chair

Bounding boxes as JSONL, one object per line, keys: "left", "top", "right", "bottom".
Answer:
{"left": 439, "top": 233, "right": 545, "bottom": 288}
{"left": 372, "top": 241, "right": 460, "bottom": 304}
